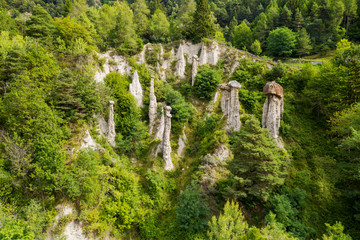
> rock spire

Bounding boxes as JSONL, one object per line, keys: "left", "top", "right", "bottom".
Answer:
{"left": 163, "top": 106, "right": 173, "bottom": 170}
{"left": 108, "top": 101, "right": 116, "bottom": 146}
{"left": 149, "top": 76, "right": 157, "bottom": 134}
{"left": 175, "top": 46, "right": 186, "bottom": 78}
{"left": 262, "top": 81, "right": 284, "bottom": 140}
{"left": 129, "top": 70, "right": 143, "bottom": 107}
{"left": 191, "top": 55, "right": 199, "bottom": 86}
{"left": 219, "top": 81, "right": 242, "bottom": 131}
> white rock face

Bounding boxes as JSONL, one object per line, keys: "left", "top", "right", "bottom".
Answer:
{"left": 46, "top": 205, "right": 94, "bottom": 240}
{"left": 230, "top": 61, "right": 240, "bottom": 76}
{"left": 214, "top": 144, "right": 231, "bottom": 162}
{"left": 156, "top": 62, "right": 166, "bottom": 81}
{"left": 177, "top": 41, "right": 202, "bottom": 63}
{"left": 175, "top": 46, "right": 186, "bottom": 78}
{"left": 94, "top": 52, "right": 131, "bottom": 83}
{"left": 149, "top": 76, "right": 157, "bottom": 134}
{"left": 207, "top": 41, "right": 220, "bottom": 65}
{"left": 191, "top": 55, "right": 199, "bottom": 86}
{"left": 64, "top": 222, "right": 91, "bottom": 240}
{"left": 177, "top": 130, "right": 187, "bottom": 157}
{"left": 262, "top": 81, "right": 284, "bottom": 149}
{"left": 108, "top": 101, "right": 116, "bottom": 146}
{"left": 219, "top": 81, "right": 242, "bottom": 131}
{"left": 154, "top": 109, "right": 165, "bottom": 141}
{"left": 163, "top": 106, "right": 173, "bottom": 170}
{"left": 129, "top": 70, "right": 143, "bottom": 107}
{"left": 81, "top": 130, "right": 97, "bottom": 150}
{"left": 199, "top": 43, "right": 207, "bottom": 65}
{"left": 95, "top": 114, "right": 108, "bottom": 136}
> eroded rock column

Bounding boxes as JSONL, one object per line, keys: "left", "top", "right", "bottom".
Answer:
{"left": 262, "top": 81, "right": 284, "bottom": 139}
{"left": 219, "top": 81, "right": 242, "bottom": 131}
{"left": 149, "top": 76, "right": 157, "bottom": 134}
{"left": 199, "top": 43, "right": 207, "bottom": 65}
{"left": 108, "top": 101, "right": 116, "bottom": 146}
{"left": 129, "top": 70, "right": 143, "bottom": 107}
{"left": 191, "top": 55, "right": 199, "bottom": 86}
{"left": 175, "top": 46, "right": 186, "bottom": 78}
{"left": 163, "top": 106, "right": 173, "bottom": 170}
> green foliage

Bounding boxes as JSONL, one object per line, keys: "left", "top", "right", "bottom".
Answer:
{"left": 0, "top": 78, "right": 65, "bottom": 142}
{"left": 267, "top": 27, "right": 297, "bottom": 57}
{"left": 233, "top": 21, "right": 253, "bottom": 50}
{"left": 160, "top": 83, "right": 194, "bottom": 133}
{"left": 110, "top": 1, "right": 142, "bottom": 55}
{"left": 269, "top": 187, "right": 313, "bottom": 239}
{"left": 297, "top": 28, "right": 312, "bottom": 56}
{"left": 148, "top": 9, "right": 170, "bottom": 42}
{"left": 25, "top": 5, "right": 55, "bottom": 41}
{"left": 250, "top": 40, "right": 262, "bottom": 56}
{"left": 194, "top": 66, "right": 222, "bottom": 101}
{"left": 175, "top": 183, "right": 210, "bottom": 236}
{"left": 227, "top": 115, "right": 288, "bottom": 202}
{"left": 207, "top": 201, "right": 248, "bottom": 240}
{"left": 322, "top": 222, "right": 352, "bottom": 240}
{"left": 192, "top": 0, "right": 216, "bottom": 42}
{"left": 52, "top": 69, "right": 103, "bottom": 121}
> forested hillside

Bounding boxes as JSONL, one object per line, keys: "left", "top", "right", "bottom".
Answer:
{"left": 0, "top": 0, "right": 360, "bottom": 239}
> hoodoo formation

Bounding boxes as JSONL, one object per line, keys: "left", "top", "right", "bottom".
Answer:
{"left": 262, "top": 81, "right": 284, "bottom": 140}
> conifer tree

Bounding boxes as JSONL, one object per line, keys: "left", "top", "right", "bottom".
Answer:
{"left": 227, "top": 115, "right": 288, "bottom": 202}
{"left": 297, "top": 28, "right": 312, "bottom": 56}
{"left": 293, "top": 8, "right": 304, "bottom": 32}
{"left": 25, "top": 5, "right": 55, "bottom": 40}
{"left": 192, "top": 0, "right": 216, "bottom": 42}
{"left": 280, "top": 6, "right": 292, "bottom": 28}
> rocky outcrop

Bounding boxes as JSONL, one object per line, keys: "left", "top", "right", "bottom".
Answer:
{"left": 163, "top": 106, "right": 173, "bottom": 170}
{"left": 219, "top": 81, "right": 242, "bottom": 131}
{"left": 199, "top": 42, "right": 220, "bottom": 66}
{"left": 46, "top": 205, "right": 94, "bottom": 240}
{"left": 177, "top": 41, "right": 202, "bottom": 63}
{"left": 156, "top": 62, "right": 166, "bottom": 81}
{"left": 177, "top": 129, "right": 187, "bottom": 157}
{"left": 108, "top": 101, "right": 116, "bottom": 146}
{"left": 129, "top": 70, "right": 143, "bottom": 107}
{"left": 175, "top": 46, "right": 186, "bottom": 78}
{"left": 149, "top": 76, "right": 157, "bottom": 134}
{"left": 191, "top": 55, "right": 199, "bottom": 86}
{"left": 81, "top": 130, "right": 97, "bottom": 150}
{"left": 94, "top": 51, "right": 131, "bottom": 83}
{"left": 262, "top": 81, "right": 284, "bottom": 140}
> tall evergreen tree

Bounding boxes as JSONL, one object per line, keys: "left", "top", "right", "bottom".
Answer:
{"left": 25, "top": 5, "right": 55, "bottom": 40}
{"left": 293, "top": 8, "right": 304, "bottom": 32}
{"left": 280, "top": 6, "right": 292, "bottom": 28}
{"left": 297, "top": 28, "right": 312, "bottom": 56}
{"left": 191, "top": 0, "right": 216, "bottom": 42}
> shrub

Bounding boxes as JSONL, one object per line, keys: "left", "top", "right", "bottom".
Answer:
{"left": 194, "top": 66, "right": 222, "bottom": 101}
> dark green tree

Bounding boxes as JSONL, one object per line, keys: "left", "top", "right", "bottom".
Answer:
{"left": 293, "top": 8, "right": 304, "bottom": 32}
{"left": 280, "top": 6, "right": 292, "bottom": 28}
{"left": 267, "top": 27, "right": 297, "bottom": 57}
{"left": 25, "top": 5, "right": 55, "bottom": 40}
{"left": 297, "top": 28, "right": 312, "bottom": 56}
{"left": 175, "top": 183, "right": 210, "bottom": 235}
{"left": 191, "top": 0, "right": 216, "bottom": 42}
{"left": 227, "top": 115, "right": 288, "bottom": 202}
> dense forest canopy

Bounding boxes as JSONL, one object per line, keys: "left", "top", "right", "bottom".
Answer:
{"left": 0, "top": 0, "right": 360, "bottom": 239}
